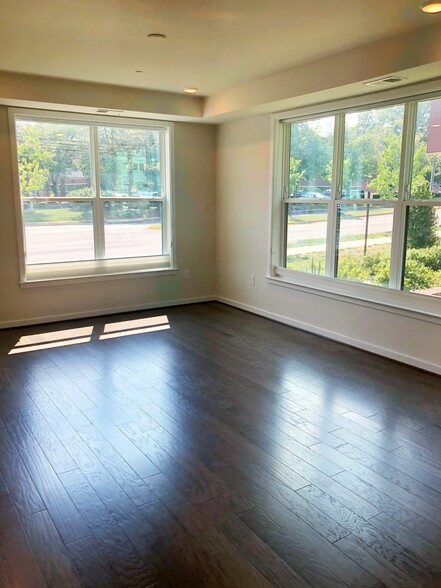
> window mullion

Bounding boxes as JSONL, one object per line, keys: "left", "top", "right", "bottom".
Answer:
{"left": 281, "top": 124, "right": 291, "bottom": 269}
{"left": 389, "top": 102, "right": 417, "bottom": 289}
{"left": 90, "top": 125, "right": 105, "bottom": 259}
{"left": 271, "top": 122, "right": 290, "bottom": 271}
{"left": 325, "top": 113, "right": 344, "bottom": 278}
{"left": 160, "top": 130, "right": 169, "bottom": 256}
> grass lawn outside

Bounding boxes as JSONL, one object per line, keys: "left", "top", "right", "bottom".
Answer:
{"left": 287, "top": 231, "right": 392, "bottom": 249}
{"left": 23, "top": 209, "right": 90, "bottom": 224}
{"left": 287, "top": 243, "right": 391, "bottom": 284}
{"left": 288, "top": 208, "right": 392, "bottom": 224}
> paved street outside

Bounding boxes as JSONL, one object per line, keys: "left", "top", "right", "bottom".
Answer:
{"left": 24, "top": 210, "right": 441, "bottom": 264}
{"left": 25, "top": 224, "right": 162, "bottom": 264}
{"left": 287, "top": 211, "right": 394, "bottom": 255}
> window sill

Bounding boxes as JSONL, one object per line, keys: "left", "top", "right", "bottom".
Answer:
{"left": 268, "top": 268, "right": 441, "bottom": 325}
{"left": 20, "top": 267, "right": 178, "bottom": 288}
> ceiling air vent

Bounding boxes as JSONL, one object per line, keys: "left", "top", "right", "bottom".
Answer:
{"left": 364, "top": 76, "right": 406, "bottom": 87}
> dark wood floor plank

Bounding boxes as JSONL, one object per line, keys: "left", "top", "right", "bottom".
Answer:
{"left": 8, "top": 435, "right": 89, "bottom": 545}
{"left": 197, "top": 496, "right": 312, "bottom": 587}
{"left": 420, "top": 424, "right": 441, "bottom": 441}
{"left": 238, "top": 507, "right": 349, "bottom": 587}
{"left": 392, "top": 443, "right": 441, "bottom": 477}
{"left": 66, "top": 442, "right": 152, "bottom": 539}
{"left": 21, "top": 510, "right": 83, "bottom": 588}
{"left": 334, "top": 430, "right": 441, "bottom": 494}
{"left": 296, "top": 408, "right": 403, "bottom": 451}
{"left": 217, "top": 466, "right": 376, "bottom": 586}
{"left": 131, "top": 528, "right": 199, "bottom": 588}
{"left": 369, "top": 512, "right": 441, "bottom": 573}
{"left": 244, "top": 426, "right": 344, "bottom": 477}
{"left": 0, "top": 470, "right": 8, "bottom": 496}
{"left": 215, "top": 431, "right": 378, "bottom": 519}
{"left": 120, "top": 376, "right": 223, "bottom": 446}
{"left": 25, "top": 385, "right": 82, "bottom": 446}
{"left": 216, "top": 439, "right": 312, "bottom": 510}
{"left": 58, "top": 345, "right": 104, "bottom": 382}
{"left": 66, "top": 536, "right": 119, "bottom": 588}
{"left": 0, "top": 302, "right": 440, "bottom": 587}
{"left": 338, "top": 410, "right": 387, "bottom": 433}
{"left": 221, "top": 462, "right": 350, "bottom": 541}
{"left": 72, "top": 375, "right": 132, "bottom": 426}
{"left": 153, "top": 378, "right": 253, "bottom": 435}
{"left": 29, "top": 375, "right": 91, "bottom": 431}
{"left": 151, "top": 422, "right": 231, "bottom": 473}
{"left": 59, "top": 467, "right": 157, "bottom": 587}
{"left": 17, "top": 403, "right": 77, "bottom": 474}
{"left": 280, "top": 382, "right": 377, "bottom": 419}
{"left": 297, "top": 483, "right": 440, "bottom": 583}
{"left": 207, "top": 416, "right": 312, "bottom": 491}
{"left": 0, "top": 494, "right": 47, "bottom": 588}
{"left": 77, "top": 423, "right": 155, "bottom": 507}
{"left": 83, "top": 407, "right": 160, "bottom": 479}
{"left": 0, "top": 428, "right": 45, "bottom": 517}
{"left": 0, "top": 559, "right": 11, "bottom": 588}
{"left": 336, "top": 441, "right": 441, "bottom": 508}
{"left": 334, "top": 534, "right": 421, "bottom": 588}
{"left": 121, "top": 421, "right": 220, "bottom": 505}
{"left": 147, "top": 426, "right": 254, "bottom": 512}
{"left": 295, "top": 421, "right": 346, "bottom": 448}
{"left": 332, "top": 469, "right": 441, "bottom": 527}
{"left": 47, "top": 353, "right": 95, "bottom": 390}
{"left": 139, "top": 496, "right": 273, "bottom": 588}
{"left": 87, "top": 377, "right": 160, "bottom": 426}
{"left": 0, "top": 404, "right": 40, "bottom": 455}
{"left": 311, "top": 441, "right": 441, "bottom": 523}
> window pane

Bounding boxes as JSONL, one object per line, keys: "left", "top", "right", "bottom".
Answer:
{"left": 23, "top": 201, "right": 94, "bottom": 264}
{"left": 16, "top": 120, "right": 92, "bottom": 198}
{"left": 411, "top": 98, "right": 441, "bottom": 200}
{"left": 343, "top": 105, "right": 404, "bottom": 200}
{"left": 285, "top": 203, "right": 328, "bottom": 275}
{"left": 335, "top": 205, "right": 394, "bottom": 286}
{"left": 289, "top": 116, "right": 334, "bottom": 198}
{"left": 98, "top": 127, "right": 161, "bottom": 197}
{"left": 403, "top": 205, "right": 441, "bottom": 296}
{"left": 104, "top": 201, "right": 163, "bottom": 258}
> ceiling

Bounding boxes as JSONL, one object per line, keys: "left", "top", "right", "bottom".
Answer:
{"left": 0, "top": 0, "right": 438, "bottom": 96}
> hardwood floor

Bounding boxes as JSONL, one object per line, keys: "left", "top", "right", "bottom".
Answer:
{"left": 0, "top": 301, "right": 440, "bottom": 587}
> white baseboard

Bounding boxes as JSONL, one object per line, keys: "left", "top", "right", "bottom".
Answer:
{"left": 216, "top": 296, "right": 441, "bottom": 376}
{"left": 0, "top": 296, "right": 215, "bottom": 329}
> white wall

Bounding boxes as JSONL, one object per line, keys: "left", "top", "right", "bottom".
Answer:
{"left": 216, "top": 114, "right": 441, "bottom": 374}
{"left": 0, "top": 71, "right": 203, "bottom": 120}
{"left": 0, "top": 106, "right": 216, "bottom": 326}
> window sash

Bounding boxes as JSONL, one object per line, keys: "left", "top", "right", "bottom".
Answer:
{"left": 276, "top": 98, "right": 441, "bottom": 297}
{"left": 10, "top": 109, "right": 173, "bottom": 281}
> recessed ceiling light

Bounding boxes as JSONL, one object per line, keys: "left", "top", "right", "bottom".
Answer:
{"left": 420, "top": 1, "right": 441, "bottom": 13}
{"left": 147, "top": 33, "right": 167, "bottom": 39}
{"left": 184, "top": 87, "right": 199, "bottom": 94}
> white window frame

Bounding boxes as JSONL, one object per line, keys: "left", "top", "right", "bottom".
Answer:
{"left": 9, "top": 108, "right": 176, "bottom": 286}
{"left": 270, "top": 88, "right": 441, "bottom": 322}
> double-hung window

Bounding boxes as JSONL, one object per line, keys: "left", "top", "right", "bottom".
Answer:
{"left": 272, "top": 94, "right": 441, "bottom": 313}
{"left": 10, "top": 109, "right": 174, "bottom": 283}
